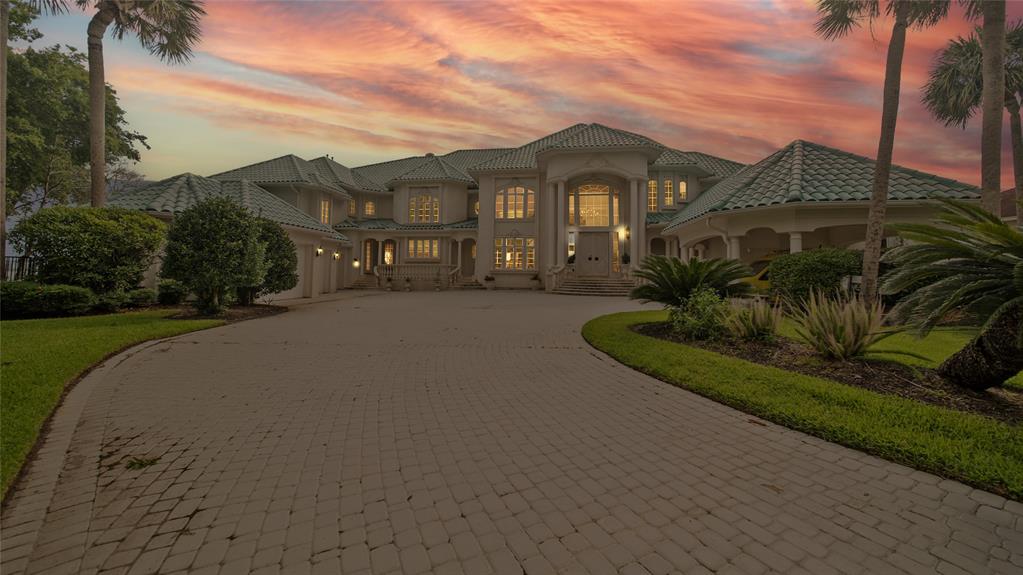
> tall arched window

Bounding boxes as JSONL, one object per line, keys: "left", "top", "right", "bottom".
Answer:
{"left": 678, "top": 178, "right": 688, "bottom": 202}
{"left": 663, "top": 180, "right": 673, "bottom": 206}
{"left": 495, "top": 186, "right": 535, "bottom": 220}
{"left": 647, "top": 180, "right": 658, "bottom": 212}
{"left": 569, "top": 183, "right": 618, "bottom": 227}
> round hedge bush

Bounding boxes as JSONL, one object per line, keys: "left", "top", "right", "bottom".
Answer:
{"left": 0, "top": 282, "right": 96, "bottom": 319}
{"left": 769, "top": 248, "right": 862, "bottom": 302}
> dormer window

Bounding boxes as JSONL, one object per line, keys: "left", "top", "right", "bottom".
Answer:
{"left": 679, "top": 178, "right": 688, "bottom": 202}
{"left": 364, "top": 201, "right": 376, "bottom": 217}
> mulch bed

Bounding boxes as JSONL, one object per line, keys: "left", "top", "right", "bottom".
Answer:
{"left": 168, "top": 304, "right": 286, "bottom": 323}
{"left": 635, "top": 322, "right": 1023, "bottom": 425}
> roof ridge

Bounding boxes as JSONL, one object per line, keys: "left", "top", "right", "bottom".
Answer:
{"left": 353, "top": 155, "right": 427, "bottom": 170}
{"left": 797, "top": 139, "right": 979, "bottom": 190}
{"left": 786, "top": 140, "right": 805, "bottom": 202}
{"left": 208, "top": 154, "right": 305, "bottom": 178}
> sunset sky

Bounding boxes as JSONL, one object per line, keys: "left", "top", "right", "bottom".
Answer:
{"left": 22, "top": 0, "right": 1023, "bottom": 185}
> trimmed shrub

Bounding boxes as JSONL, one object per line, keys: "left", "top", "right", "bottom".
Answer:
{"left": 9, "top": 206, "right": 165, "bottom": 294}
{"left": 0, "top": 282, "right": 96, "bottom": 319}
{"left": 126, "top": 288, "right": 157, "bottom": 308}
{"left": 157, "top": 279, "right": 187, "bottom": 305}
{"left": 770, "top": 248, "right": 861, "bottom": 302}
{"left": 669, "top": 287, "right": 729, "bottom": 341}
{"left": 726, "top": 299, "right": 782, "bottom": 342}
{"left": 93, "top": 291, "right": 129, "bottom": 313}
{"left": 257, "top": 219, "right": 298, "bottom": 299}
{"left": 161, "top": 197, "right": 261, "bottom": 315}
{"left": 790, "top": 290, "right": 895, "bottom": 361}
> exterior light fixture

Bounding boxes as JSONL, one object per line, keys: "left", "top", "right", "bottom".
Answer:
{"left": 353, "top": 258, "right": 360, "bottom": 268}
{"left": 332, "top": 251, "right": 341, "bottom": 261}
{"left": 625, "top": 228, "right": 631, "bottom": 240}
{"left": 316, "top": 246, "right": 324, "bottom": 256}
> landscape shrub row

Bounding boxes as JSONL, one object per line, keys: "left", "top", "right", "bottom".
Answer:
{"left": 0, "top": 282, "right": 157, "bottom": 319}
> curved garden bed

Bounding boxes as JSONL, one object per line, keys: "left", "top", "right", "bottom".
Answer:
{"left": 582, "top": 310, "right": 1023, "bottom": 500}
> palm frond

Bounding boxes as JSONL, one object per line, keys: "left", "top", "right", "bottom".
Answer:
{"left": 815, "top": 0, "right": 879, "bottom": 40}
{"left": 630, "top": 256, "right": 751, "bottom": 307}
{"left": 109, "top": 0, "right": 206, "bottom": 64}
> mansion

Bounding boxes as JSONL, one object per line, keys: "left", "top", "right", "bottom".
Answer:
{"left": 110, "top": 123, "right": 981, "bottom": 299}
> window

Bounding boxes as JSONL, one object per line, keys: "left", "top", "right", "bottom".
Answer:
{"left": 320, "top": 199, "right": 330, "bottom": 224}
{"left": 678, "top": 178, "right": 688, "bottom": 202}
{"left": 364, "top": 201, "right": 376, "bottom": 217}
{"left": 647, "top": 179, "right": 658, "bottom": 212}
{"left": 347, "top": 199, "right": 356, "bottom": 217}
{"left": 473, "top": 199, "right": 480, "bottom": 216}
{"left": 493, "top": 237, "right": 536, "bottom": 270}
{"left": 406, "top": 238, "right": 439, "bottom": 259}
{"left": 408, "top": 190, "right": 440, "bottom": 223}
{"left": 383, "top": 241, "right": 394, "bottom": 265}
{"left": 495, "top": 186, "right": 535, "bottom": 220}
{"left": 576, "top": 183, "right": 612, "bottom": 227}
{"left": 568, "top": 193, "right": 575, "bottom": 225}
{"left": 663, "top": 180, "right": 673, "bottom": 206}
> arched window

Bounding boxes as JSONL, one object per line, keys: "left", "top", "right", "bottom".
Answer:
{"left": 647, "top": 180, "right": 658, "bottom": 212}
{"left": 663, "top": 180, "right": 673, "bottom": 206}
{"left": 364, "top": 201, "right": 376, "bottom": 217}
{"left": 495, "top": 186, "right": 535, "bottom": 220}
{"left": 678, "top": 178, "right": 688, "bottom": 202}
{"left": 569, "top": 183, "right": 617, "bottom": 227}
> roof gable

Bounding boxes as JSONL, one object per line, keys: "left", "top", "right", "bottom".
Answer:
{"left": 391, "top": 155, "right": 475, "bottom": 184}
{"left": 543, "top": 123, "right": 665, "bottom": 151}
{"left": 666, "top": 140, "right": 981, "bottom": 231}
{"left": 471, "top": 123, "right": 589, "bottom": 171}
{"left": 209, "top": 154, "right": 348, "bottom": 195}
{"left": 654, "top": 149, "right": 746, "bottom": 178}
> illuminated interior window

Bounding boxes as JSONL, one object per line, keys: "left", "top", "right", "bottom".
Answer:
{"left": 473, "top": 199, "right": 480, "bottom": 216}
{"left": 496, "top": 186, "right": 535, "bottom": 220}
{"left": 364, "top": 201, "right": 376, "bottom": 216}
{"left": 320, "top": 199, "right": 330, "bottom": 224}
{"left": 647, "top": 180, "right": 658, "bottom": 212}
{"left": 576, "top": 184, "right": 611, "bottom": 227}
{"left": 678, "top": 178, "right": 688, "bottom": 202}
{"left": 663, "top": 180, "right": 673, "bottom": 206}
{"left": 383, "top": 241, "right": 394, "bottom": 265}
{"left": 347, "top": 199, "right": 356, "bottom": 216}
{"left": 568, "top": 193, "right": 575, "bottom": 225}
{"left": 408, "top": 188, "right": 439, "bottom": 223}
{"left": 406, "top": 238, "right": 439, "bottom": 259}
{"left": 493, "top": 236, "right": 536, "bottom": 270}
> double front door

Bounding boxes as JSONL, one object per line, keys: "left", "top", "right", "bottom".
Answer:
{"left": 576, "top": 232, "right": 609, "bottom": 276}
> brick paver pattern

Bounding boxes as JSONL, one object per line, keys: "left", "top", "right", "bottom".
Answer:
{"left": 2, "top": 291, "right": 1022, "bottom": 574}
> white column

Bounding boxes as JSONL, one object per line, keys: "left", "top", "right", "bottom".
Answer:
{"left": 556, "top": 181, "right": 566, "bottom": 266}
{"left": 629, "top": 179, "right": 639, "bottom": 263}
{"left": 728, "top": 236, "right": 741, "bottom": 260}
{"left": 789, "top": 232, "right": 803, "bottom": 254}
{"left": 635, "top": 179, "right": 647, "bottom": 264}
{"left": 457, "top": 239, "right": 463, "bottom": 270}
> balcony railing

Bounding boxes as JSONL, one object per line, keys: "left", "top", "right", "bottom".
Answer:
{"left": 375, "top": 264, "right": 458, "bottom": 290}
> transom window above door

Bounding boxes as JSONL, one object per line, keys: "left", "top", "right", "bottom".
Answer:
{"left": 496, "top": 186, "right": 535, "bottom": 220}
{"left": 569, "top": 183, "right": 618, "bottom": 227}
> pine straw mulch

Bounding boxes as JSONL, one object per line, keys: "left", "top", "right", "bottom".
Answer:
{"left": 168, "top": 304, "right": 286, "bottom": 323}
{"left": 634, "top": 322, "right": 1023, "bottom": 425}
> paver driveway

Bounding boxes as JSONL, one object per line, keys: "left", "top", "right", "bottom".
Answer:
{"left": 2, "top": 291, "right": 1022, "bottom": 575}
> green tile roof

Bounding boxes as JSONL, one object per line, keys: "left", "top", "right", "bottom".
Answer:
{"left": 334, "top": 218, "right": 478, "bottom": 231}
{"left": 352, "top": 156, "right": 432, "bottom": 191}
{"left": 646, "top": 211, "right": 677, "bottom": 225}
{"left": 209, "top": 154, "right": 350, "bottom": 196}
{"left": 542, "top": 123, "right": 665, "bottom": 151}
{"left": 441, "top": 148, "right": 514, "bottom": 173}
{"left": 108, "top": 173, "right": 349, "bottom": 242}
{"left": 654, "top": 149, "right": 745, "bottom": 177}
{"left": 470, "top": 124, "right": 590, "bottom": 171}
{"left": 665, "top": 140, "right": 982, "bottom": 232}
{"left": 390, "top": 154, "right": 475, "bottom": 184}
{"left": 308, "top": 156, "right": 364, "bottom": 191}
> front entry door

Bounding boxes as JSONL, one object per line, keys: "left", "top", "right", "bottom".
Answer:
{"left": 577, "top": 232, "right": 609, "bottom": 276}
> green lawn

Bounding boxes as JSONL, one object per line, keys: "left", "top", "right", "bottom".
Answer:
{"left": 1, "top": 310, "right": 223, "bottom": 495}
{"left": 777, "top": 320, "right": 1023, "bottom": 390}
{"left": 583, "top": 311, "right": 1023, "bottom": 499}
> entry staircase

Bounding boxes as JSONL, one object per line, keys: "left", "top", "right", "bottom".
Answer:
{"left": 552, "top": 276, "right": 636, "bottom": 297}
{"left": 349, "top": 275, "right": 378, "bottom": 290}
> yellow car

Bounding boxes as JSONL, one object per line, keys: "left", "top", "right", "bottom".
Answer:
{"left": 742, "top": 259, "right": 773, "bottom": 292}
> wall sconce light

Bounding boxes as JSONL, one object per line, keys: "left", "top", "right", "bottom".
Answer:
{"left": 316, "top": 246, "right": 324, "bottom": 257}
{"left": 625, "top": 228, "right": 631, "bottom": 240}
{"left": 353, "top": 258, "right": 360, "bottom": 268}
{"left": 332, "top": 251, "right": 341, "bottom": 261}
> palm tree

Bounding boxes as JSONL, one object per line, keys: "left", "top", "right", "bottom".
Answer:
{"left": 40, "top": 0, "right": 204, "bottom": 207}
{"left": 923, "top": 22, "right": 1023, "bottom": 205}
{"left": 880, "top": 200, "right": 1023, "bottom": 389}
{"left": 630, "top": 255, "right": 752, "bottom": 308}
{"left": 976, "top": 1, "right": 1008, "bottom": 215}
{"left": 815, "top": 0, "right": 951, "bottom": 305}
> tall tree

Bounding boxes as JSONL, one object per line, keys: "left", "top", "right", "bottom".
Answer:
{"left": 35, "top": 0, "right": 204, "bottom": 207}
{"left": 815, "top": 0, "right": 951, "bottom": 304}
{"left": 975, "top": 0, "right": 1008, "bottom": 215}
{"left": 923, "top": 22, "right": 1023, "bottom": 204}
{"left": 2, "top": 0, "right": 10, "bottom": 280}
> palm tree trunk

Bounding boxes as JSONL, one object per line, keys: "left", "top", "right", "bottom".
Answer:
{"left": 861, "top": 5, "right": 909, "bottom": 305}
{"left": 87, "top": 5, "right": 115, "bottom": 208}
{"left": 939, "top": 305, "right": 1023, "bottom": 389}
{"left": 1, "top": 0, "right": 9, "bottom": 281}
{"left": 980, "top": 0, "right": 1007, "bottom": 215}
{"left": 1006, "top": 94, "right": 1023, "bottom": 214}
